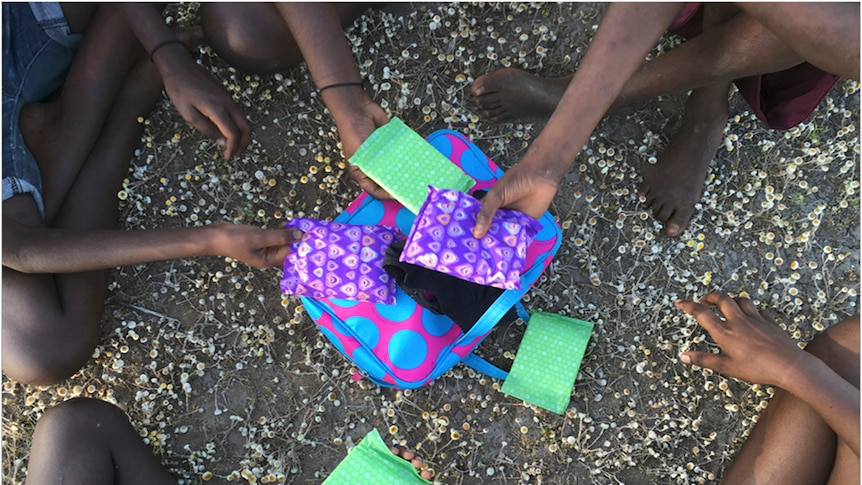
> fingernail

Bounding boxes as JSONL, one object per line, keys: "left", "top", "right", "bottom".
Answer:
{"left": 667, "top": 224, "right": 681, "bottom": 236}
{"left": 216, "top": 138, "right": 226, "bottom": 147}
{"left": 679, "top": 353, "right": 691, "bottom": 364}
{"left": 291, "top": 230, "right": 304, "bottom": 239}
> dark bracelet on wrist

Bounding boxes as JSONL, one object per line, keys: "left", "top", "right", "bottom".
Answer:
{"left": 149, "top": 39, "right": 184, "bottom": 63}
{"left": 318, "top": 79, "right": 367, "bottom": 93}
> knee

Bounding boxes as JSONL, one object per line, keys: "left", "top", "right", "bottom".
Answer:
{"left": 37, "top": 398, "right": 126, "bottom": 435}
{"left": 805, "top": 315, "right": 859, "bottom": 385}
{"left": 200, "top": 2, "right": 300, "bottom": 75}
{"left": 2, "top": 327, "right": 96, "bottom": 386}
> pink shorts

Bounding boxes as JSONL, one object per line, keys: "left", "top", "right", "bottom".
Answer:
{"left": 669, "top": 3, "right": 840, "bottom": 130}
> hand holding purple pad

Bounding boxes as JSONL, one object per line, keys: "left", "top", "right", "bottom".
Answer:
{"left": 399, "top": 186, "right": 541, "bottom": 290}
{"left": 280, "top": 218, "right": 403, "bottom": 303}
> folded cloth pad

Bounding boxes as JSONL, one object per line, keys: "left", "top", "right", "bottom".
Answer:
{"left": 323, "top": 429, "right": 430, "bottom": 485}
{"left": 501, "top": 312, "right": 594, "bottom": 415}
{"left": 400, "top": 186, "right": 542, "bottom": 290}
{"left": 348, "top": 117, "right": 475, "bottom": 214}
{"left": 280, "top": 218, "right": 403, "bottom": 304}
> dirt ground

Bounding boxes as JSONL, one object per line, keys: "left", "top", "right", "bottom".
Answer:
{"left": 3, "top": 3, "right": 859, "bottom": 484}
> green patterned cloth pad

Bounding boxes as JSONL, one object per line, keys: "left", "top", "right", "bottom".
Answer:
{"left": 501, "top": 312, "right": 594, "bottom": 415}
{"left": 323, "top": 429, "right": 430, "bottom": 484}
{"left": 349, "top": 117, "right": 476, "bottom": 214}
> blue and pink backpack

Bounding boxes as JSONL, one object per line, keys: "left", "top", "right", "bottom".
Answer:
{"left": 299, "top": 130, "right": 562, "bottom": 388}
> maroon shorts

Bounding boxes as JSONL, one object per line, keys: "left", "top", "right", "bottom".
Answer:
{"left": 669, "top": 3, "right": 840, "bottom": 130}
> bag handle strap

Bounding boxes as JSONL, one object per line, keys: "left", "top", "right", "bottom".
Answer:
{"left": 459, "top": 287, "right": 525, "bottom": 344}
{"left": 462, "top": 352, "right": 508, "bottom": 381}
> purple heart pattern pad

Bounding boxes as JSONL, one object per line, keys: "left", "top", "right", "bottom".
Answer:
{"left": 281, "top": 218, "right": 403, "bottom": 303}
{"left": 400, "top": 186, "right": 542, "bottom": 290}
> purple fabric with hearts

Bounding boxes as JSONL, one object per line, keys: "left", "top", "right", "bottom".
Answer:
{"left": 281, "top": 218, "right": 403, "bottom": 303}
{"left": 400, "top": 186, "right": 542, "bottom": 290}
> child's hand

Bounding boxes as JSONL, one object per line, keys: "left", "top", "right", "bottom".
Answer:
{"left": 472, "top": 160, "right": 558, "bottom": 238}
{"left": 323, "top": 87, "right": 393, "bottom": 200}
{"left": 208, "top": 222, "right": 303, "bottom": 268}
{"left": 161, "top": 63, "right": 252, "bottom": 160}
{"left": 676, "top": 292, "right": 809, "bottom": 388}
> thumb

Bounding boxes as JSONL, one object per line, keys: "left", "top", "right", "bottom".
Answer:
{"left": 284, "top": 229, "right": 304, "bottom": 244}
{"left": 680, "top": 351, "right": 724, "bottom": 372}
{"left": 473, "top": 190, "right": 503, "bottom": 239}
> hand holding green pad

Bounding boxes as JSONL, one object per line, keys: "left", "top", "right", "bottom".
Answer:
{"left": 323, "top": 429, "right": 430, "bottom": 484}
{"left": 349, "top": 117, "right": 476, "bottom": 214}
{"left": 501, "top": 312, "right": 594, "bottom": 415}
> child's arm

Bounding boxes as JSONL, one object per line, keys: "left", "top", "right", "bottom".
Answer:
{"left": 117, "top": 4, "right": 252, "bottom": 160}
{"left": 2, "top": 219, "right": 302, "bottom": 273}
{"left": 677, "top": 293, "right": 860, "bottom": 455}
{"left": 275, "top": 3, "right": 391, "bottom": 200}
{"left": 473, "top": 3, "right": 684, "bottom": 237}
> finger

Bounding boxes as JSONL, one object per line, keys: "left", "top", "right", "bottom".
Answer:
{"left": 261, "top": 228, "right": 304, "bottom": 246}
{"left": 184, "top": 108, "right": 223, "bottom": 144}
{"left": 359, "top": 178, "right": 393, "bottom": 200}
{"left": 759, "top": 307, "right": 777, "bottom": 325}
{"left": 679, "top": 351, "right": 726, "bottom": 373}
{"left": 229, "top": 108, "right": 252, "bottom": 158}
{"left": 204, "top": 106, "right": 243, "bottom": 160}
{"left": 473, "top": 189, "right": 503, "bottom": 238}
{"left": 420, "top": 469, "right": 433, "bottom": 480}
{"left": 699, "top": 292, "right": 748, "bottom": 323}
{"left": 370, "top": 103, "right": 390, "bottom": 126}
{"left": 270, "top": 245, "right": 293, "bottom": 266}
{"left": 284, "top": 229, "right": 304, "bottom": 243}
{"left": 733, "top": 296, "right": 761, "bottom": 320}
{"left": 675, "top": 299, "right": 726, "bottom": 335}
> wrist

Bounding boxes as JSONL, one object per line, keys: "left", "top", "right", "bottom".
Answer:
{"left": 322, "top": 87, "right": 375, "bottom": 122}
{"left": 522, "top": 145, "right": 571, "bottom": 186}
{"left": 775, "top": 350, "right": 820, "bottom": 390}
{"left": 198, "top": 224, "right": 224, "bottom": 258}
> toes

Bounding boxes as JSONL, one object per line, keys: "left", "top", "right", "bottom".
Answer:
{"left": 471, "top": 76, "right": 488, "bottom": 96}
{"left": 654, "top": 203, "right": 674, "bottom": 225}
{"left": 664, "top": 206, "right": 694, "bottom": 237}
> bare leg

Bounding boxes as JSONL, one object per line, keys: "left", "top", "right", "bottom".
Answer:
{"left": 2, "top": 6, "right": 164, "bottom": 385}
{"left": 633, "top": 4, "right": 801, "bottom": 237}
{"left": 26, "top": 5, "right": 143, "bottom": 223}
{"left": 199, "top": 2, "right": 370, "bottom": 75}
{"left": 720, "top": 315, "right": 860, "bottom": 485}
{"left": 26, "top": 398, "right": 176, "bottom": 485}
{"left": 471, "top": 4, "right": 804, "bottom": 122}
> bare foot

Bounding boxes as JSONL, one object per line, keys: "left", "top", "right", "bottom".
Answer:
{"left": 471, "top": 68, "right": 572, "bottom": 122}
{"left": 390, "top": 445, "right": 433, "bottom": 480}
{"left": 639, "top": 86, "right": 729, "bottom": 237}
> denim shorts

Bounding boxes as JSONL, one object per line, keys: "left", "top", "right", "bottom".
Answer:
{"left": 2, "top": 2, "right": 81, "bottom": 217}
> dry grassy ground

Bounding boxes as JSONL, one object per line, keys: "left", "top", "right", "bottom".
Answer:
{"left": 3, "top": 3, "right": 859, "bottom": 484}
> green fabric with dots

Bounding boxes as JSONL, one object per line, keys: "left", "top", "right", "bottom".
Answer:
{"left": 323, "top": 428, "right": 430, "bottom": 484}
{"left": 501, "top": 312, "right": 594, "bottom": 415}
{"left": 349, "top": 117, "right": 476, "bottom": 214}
